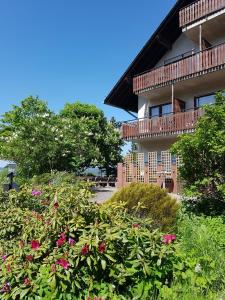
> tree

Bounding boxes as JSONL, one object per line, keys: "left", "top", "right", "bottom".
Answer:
{"left": 172, "top": 92, "right": 225, "bottom": 214}
{"left": 60, "top": 102, "right": 124, "bottom": 176}
{"left": 0, "top": 97, "right": 123, "bottom": 178}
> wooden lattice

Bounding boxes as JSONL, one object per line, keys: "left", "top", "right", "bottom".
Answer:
{"left": 124, "top": 154, "right": 134, "bottom": 183}
{"left": 161, "top": 150, "right": 172, "bottom": 174}
{"left": 148, "top": 152, "right": 158, "bottom": 183}
{"left": 136, "top": 153, "right": 145, "bottom": 182}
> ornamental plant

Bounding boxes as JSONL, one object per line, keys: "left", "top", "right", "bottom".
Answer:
{"left": 104, "top": 182, "right": 180, "bottom": 231}
{"left": 0, "top": 182, "right": 178, "bottom": 299}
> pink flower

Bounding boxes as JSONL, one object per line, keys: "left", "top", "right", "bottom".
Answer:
{"left": 26, "top": 255, "right": 33, "bottom": 262}
{"left": 24, "top": 278, "right": 30, "bottom": 286}
{"left": 32, "top": 190, "right": 42, "bottom": 196}
{"left": 56, "top": 258, "right": 69, "bottom": 269}
{"left": 98, "top": 242, "right": 106, "bottom": 253}
{"left": 56, "top": 233, "right": 66, "bottom": 247}
{"left": 81, "top": 244, "right": 89, "bottom": 255}
{"left": 162, "top": 234, "right": 176, "bottom": 244}
{"left": 31, "top": 240, "right": 40, "bottom": 250}
{"left": 68, "top": 238, "right": 75, "bottom": 246}
{"left": 2, "top": 255, "right": 7, "bottom": 262}
{"left": 132, "top": 223, "right": 140, "bottom": 228}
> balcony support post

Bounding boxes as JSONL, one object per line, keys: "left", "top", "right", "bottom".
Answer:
{"left": 199, "top": 24, "right": 202, "bottom": 51}
{"left": 172, "top": 84, "right": 175, "bottom": 113}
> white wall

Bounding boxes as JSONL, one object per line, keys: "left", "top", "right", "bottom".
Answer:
{"left": 156, "top": 33, "right": 198, "bottom": 68}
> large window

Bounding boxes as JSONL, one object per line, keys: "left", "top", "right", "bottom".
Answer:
{"left": 195, "top": 93, "right": 215, "bottom": 108}
{"left": 149, "top": 103, "right": 172, "bottom": 118}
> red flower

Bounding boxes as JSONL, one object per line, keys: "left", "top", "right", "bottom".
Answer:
{"left": 162, "top": 234, "right": 176, "bottom": 244}
{"left": 132, "top": 223, "right": 140, "bottom": 228}
{"left": 53, "top": 202, "right": 59, "bottom": 209}
{"left": 56, "top": 233, "right": 66, "bottom": 247}
{"left": 81, "top": 244, "right": 89, "bottom": 255}
{"left": 56, "top": 258, "right": 69, "bottom": 269}
{"left": 24, "top": 278, "right": 30, "bottom": 286}
{"left": 31, "top": 240, "right": 40, "bottom": 250}
{"left": 98, "top": 242, "right": 106, "bottom": 253}
{"left": 26, "top": 255, "right": 33, "bottom": 262}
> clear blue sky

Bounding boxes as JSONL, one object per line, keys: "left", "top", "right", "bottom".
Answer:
{"left": 0, "top": 0, "right": 176, "bottom": 121}
{"left": 0, "top": 0, "right": 176, "bottom": 167}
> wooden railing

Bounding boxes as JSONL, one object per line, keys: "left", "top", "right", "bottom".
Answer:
{"left": 133, "top": 42, "right": 225, "bottom": 93}
{"left": 179, "top": 0, "right": 225, "bottom": 27}
{"left": 121, "top": 109, "right": 203, "bottom": 140}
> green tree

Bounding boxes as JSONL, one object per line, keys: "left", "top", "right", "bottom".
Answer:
{"left": 0, "top": 97, "right": 123, "bottom": 178}
{"left": 60, "top": 102, "right": 124, "bottom": 176}
{"left": 172, "top": 92, "right": 225, "bottom": 214}
{"left": 0, "top": 96, "right": 60, "bottom": 178}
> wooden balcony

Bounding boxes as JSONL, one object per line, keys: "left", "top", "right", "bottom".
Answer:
{"left": 179, "top": 0, "right": 225, "bottom": 27}
{"left": 121, "top": 108, "right": 203, "bottom": 140}
{"left": 133, "top": 42, "right": 225, "bottom": 94}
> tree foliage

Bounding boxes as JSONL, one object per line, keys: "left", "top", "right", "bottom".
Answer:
{"left": 172, "top": 92, "right": 225, "bottom": 214}
{"left": 0, "top": 97, "right": 123, "bottom": 178}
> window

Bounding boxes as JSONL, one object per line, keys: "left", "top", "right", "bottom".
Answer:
{"left": 195, "top": 94, "right": 215, "bottom": 108}
{"left": 149, "top": 103, "right": 172, "bottom": 118}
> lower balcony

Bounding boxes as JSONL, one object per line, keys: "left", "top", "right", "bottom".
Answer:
{"left": 121, "top": 108, "right": 203, "bottom": 140}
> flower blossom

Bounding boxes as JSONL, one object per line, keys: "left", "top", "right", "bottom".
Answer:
{"left": 98, "top": 242, "right": 106, "bottom": 253}
{"left": 56, "top": 258, "right": 70, "bottom": 269}
{"left": 24, "top": 278, "right": 30, "bottom": 286}
{"left": 51, "top": 264, "right": 57, "bottom": 272}
{"left": 53, "top": 202, "right": 59, "bottom": 209}
{"left": 0, "top": 282, "right": 10, "bottom": 293}
{"left": 195, "top": 263, "right": 202, "bottom": 273}
{"left": 81, "top": 244, "right": 89, "bottom": 255}
{"left": 68, "top": 238, "right": 75, "bottom": 246}
{"left": 26, "top": 255, "right": 33, "bottom": 262}
{"left": 162, "top": 234, "right": 176, "bottom": 244}
{"left": 2, "top": 255, "right": 7, "bottom": 262}
{"left": 32, "top": 190, "right": 42, "bottom": 196}
{"left": 31, "top": 240, "right": 40, "bottom": 250}
{"left": 56, "top": 233, "right": 66, "bottom": 247}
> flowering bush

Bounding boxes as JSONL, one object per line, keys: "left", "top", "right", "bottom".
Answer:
{"left": 0, "top": 182, "right": 178, "bottom": 299}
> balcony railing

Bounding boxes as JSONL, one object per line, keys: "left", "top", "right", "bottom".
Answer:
{"left": 121, "top": 108, "right": 203, "bottom": 140}
{"left": 133, "top": 42, "right": 225, "bottom": 94}
{"left": 179, "top": 0, "right": 225, "bottom": 27}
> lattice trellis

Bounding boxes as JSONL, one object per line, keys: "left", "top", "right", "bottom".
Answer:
{"left": 136, "top": 153, "right": 145, "bottom": 182}
{"left": 148, "top": 152, "right": 157, "bottom": 182}
{"left": 124, "top": 154, "right": 134, "bottom": 183}
{"left": 161, "top": 150, "right": 172, "bottom": 174}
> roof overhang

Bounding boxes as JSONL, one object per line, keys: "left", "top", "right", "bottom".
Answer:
{"left": 104, "top": 0, "right": 195, "bottom": 113}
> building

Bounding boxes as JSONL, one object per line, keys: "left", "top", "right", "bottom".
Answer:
{"left": 104, "top": 0, "right": 225, "bottom": 193}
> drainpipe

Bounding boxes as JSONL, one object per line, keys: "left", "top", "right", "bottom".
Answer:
{"left": 199, "top": 24, "right": 202, "bottom": 51}
{"left": 172, "top": 84, "right": 175, "bottom": 113}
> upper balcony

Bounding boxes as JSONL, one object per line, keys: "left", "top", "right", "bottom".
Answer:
{"left": 179, "top": 0, "right": 225, "bottom": 28}
{"left": 133, "top": 42, "right": 225, "bottom": 94}
{"left": 121, "top": 108, "right": 203, "bottom": 141}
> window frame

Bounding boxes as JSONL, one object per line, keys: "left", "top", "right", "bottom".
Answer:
{"left": 149, "top": 102, "right": 172, "bottom": 118}
{"left": 194, "top": 92, "right": 216, "bottom": 108}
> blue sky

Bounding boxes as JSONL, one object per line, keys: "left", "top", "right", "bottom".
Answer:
{"left": 0, "top": 0, "right": 176, "bottom": 166}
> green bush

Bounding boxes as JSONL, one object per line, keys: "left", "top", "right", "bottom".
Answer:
{"left": 0, "top": 183, "right": 178, "bottom": 299}
{"left": 105, "top": 183, "right": 180, "bottom": 231}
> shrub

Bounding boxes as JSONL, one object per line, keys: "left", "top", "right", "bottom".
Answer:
{"left": 0, "top": 183, "right": 178, "bottom": 299}
{"left": 105, "top": 183, "right": 180, "bottom": 231}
